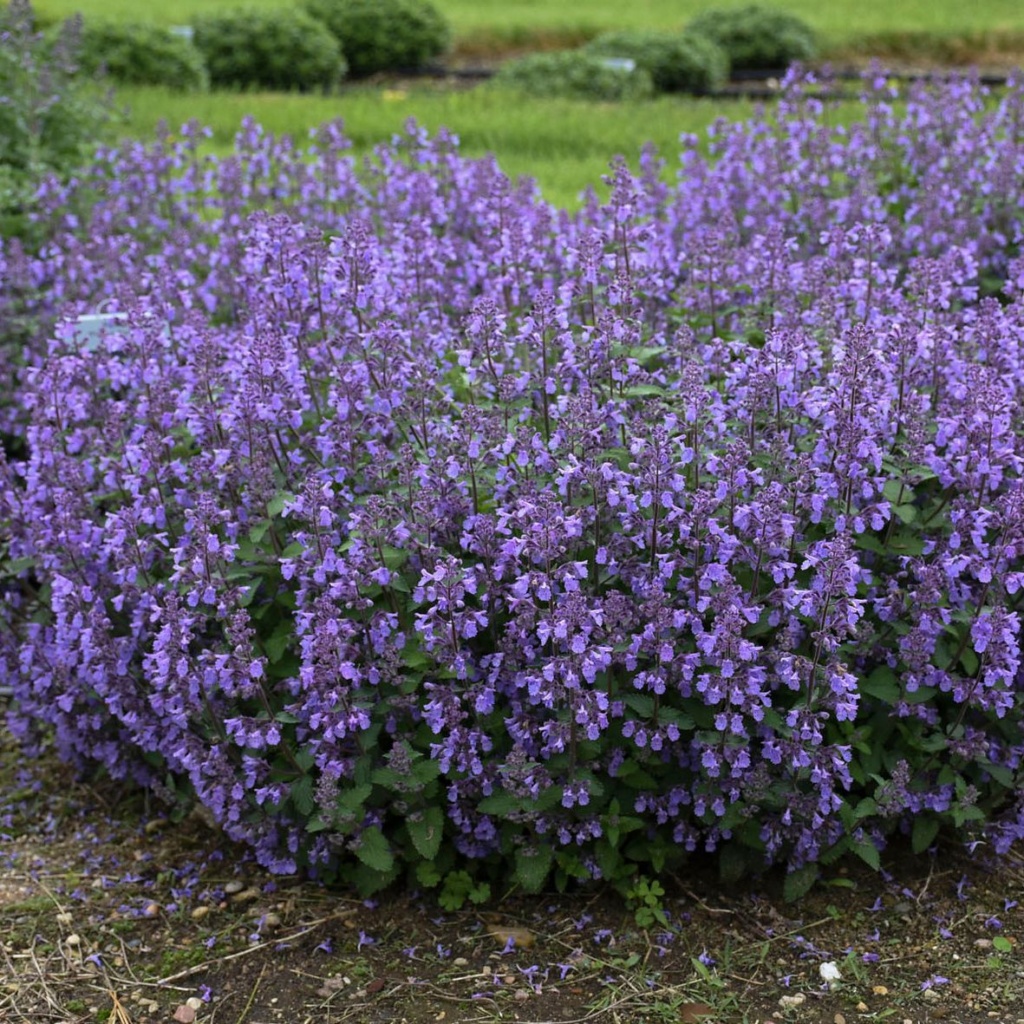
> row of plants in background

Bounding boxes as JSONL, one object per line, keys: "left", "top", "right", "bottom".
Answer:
{"left": 10, "top": 0, "right": 452, "bottom": 94}
{"left": 2, "top": 71, "right": 1024, "bottom": 899}
{"left": 497, "top": 6, "right": 817, "bottom": 100}
{"left": 14, "top": 0, "right": 816, "bottom": 99}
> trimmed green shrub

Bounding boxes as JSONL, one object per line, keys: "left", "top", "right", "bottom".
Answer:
{"left": 302, "top": 0, "right": 450, "bottom": 78}
{"left": 494, "top": 51, "right": 655, "bottom": 102}
{"left": 193, "top": 8, "right": 345, "bottom": 92}
{"left": 686, "top": 5, "right": 817, "bottom": 70}
{"left": 584, "top": 30, "right": 729, "bottom": 94}
{"left": 73, "top": 21, "right": 208, "bottom": 91}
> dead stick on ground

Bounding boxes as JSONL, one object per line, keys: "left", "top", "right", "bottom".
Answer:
{"left": 156, "top": 908, "right": 358, "bottom": 985}
{"left": 108, "top": 987, "right": 134, "bottom": 1024}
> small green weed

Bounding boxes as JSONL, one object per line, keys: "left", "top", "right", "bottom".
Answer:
{"left": 437, "top": 870, "right": 491, "bottom": 911}
{"left": 625, "top": 875, "right": 669, "bottom": 929}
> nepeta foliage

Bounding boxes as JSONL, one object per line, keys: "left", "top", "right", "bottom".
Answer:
{"left": 2, "top": 73, "right": 1024, "bottom": 896}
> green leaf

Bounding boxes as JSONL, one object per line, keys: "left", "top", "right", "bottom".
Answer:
{"left": 893, "top": 503, "right": 917, "bottom": 524}
{"left": 355, "top": 826, "right": 394, "bottom": 873}
{"left": 1, "top": 555, "right": 36, "bottom": 577}
{"left": 959, "top": 648, "right": 980, "bottom": 676}
{"left": 854, "top": 797, "right": 878, "bottom": 820}
{"left": 515, "top": 845, "right": 553, "bottom": 894}
{"left": 623, "top": 384, "right": 666, "bottom": 398}
{"left": 852, "top": 840, "right": 880, "bottom": 871}
{"left": 264, "top": 620, "right": 293, "bottom": 664}
{"left": 993, "top": 936, "right": 1013, "bottom": 954}
{"left": 825, "top": 877, "right": 857, "bottom": 889}
{"left": 266, "top": 491, "right": 296, "bottom": 518}
{"left": 477, "top": 792, "right": 521, "bottom": 816}
{"left": 622, "top": 693, "right": 656, "bottom": 718}
{"left": 416, "top": 860, "right": 442, "bottom": 888}
{"left": 337, "top": 783, "right": 373, "bottom": 812}
{"left": 411, "top": 758, "right": 441, "bottom": 785}
{"left": 290, "top": 775, "right": 315, "bottom": 817}
{"left": 248, "top": 521, "right": 271, "bottom": 544}
{"left": 407, "top": 806, "right": 444, "bottom": 861}
{"left": 468, "top": 881, "right": 491, "bottom": 904}
{"left": 982, "top": 762, "right": 1015, "bottom": 788}
{"left": 860, "top": 666, "right": 900, "bottom": 703}
{"left": 351, "top": 860, "right": 399, "bottom": 897}
{"left": 783, "top": 864, "right": 819, "bottom": 903}
{"left": 912, "top": 816, "right": 940, "bottom": 854}
{"left": 883, "top": 479, "right": 908, "bottom": 503}
{"left": 382, "top": 545, "right": 409, "bottom": 570}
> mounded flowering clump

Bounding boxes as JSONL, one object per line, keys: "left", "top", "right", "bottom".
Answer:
{"left": 2, "top": 73, "right": 1024, "bottom": 896}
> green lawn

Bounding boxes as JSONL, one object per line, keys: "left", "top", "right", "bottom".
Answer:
{"left": 39, "top": 0, "right": 1023, "bottom": 209}
{"left": 35, "top": 0, "right": 1024, "bottom": 50}
{"left": 116, "top": 85, "right": 757, "bottom": 209}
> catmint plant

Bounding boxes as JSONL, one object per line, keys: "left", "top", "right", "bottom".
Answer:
{"left": 2, "top": 71, "right": 1024, "bottom": 898}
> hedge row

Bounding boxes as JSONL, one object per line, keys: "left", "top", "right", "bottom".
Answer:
{"left": 497, "top": 6, "right": 818, "bottom": 102}
{"left": 42, "top": 0, "right": 450, "bottom": 93}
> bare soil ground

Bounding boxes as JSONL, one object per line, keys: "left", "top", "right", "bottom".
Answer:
{"left": 2, "top": 728, "right": 1024, "bottom": 1024}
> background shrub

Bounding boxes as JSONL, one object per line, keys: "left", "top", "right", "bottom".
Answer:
{"left": 73, "top": 21, "right": 208, "bottom": 91}
{"left": 193, "top": 7, "right": 345, "bottom": 92}
{"left": 687, "top": 5, "right": 817, "bottom": 70}
{"left": 495, "top": 51, "right": 655, "bottom": 102}
{"left": 0, "top": 0, "right": 113, "bottom": 237}
{"left": 584, "top": 30, "right": 729, "bottom": 94}
{"left": 303, "top": 0, "right": 450, "bottom": 78}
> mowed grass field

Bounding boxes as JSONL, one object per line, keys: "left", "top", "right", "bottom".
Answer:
{"left": 34, "top": 0, "right": 1024, "bottom": 207}
{"left": 116, "top": 86, "right": 761, "bottom": 209}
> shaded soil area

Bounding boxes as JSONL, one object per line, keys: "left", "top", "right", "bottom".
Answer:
{"left": 2, "top": 730, "right": 1024, "bottom": 1024}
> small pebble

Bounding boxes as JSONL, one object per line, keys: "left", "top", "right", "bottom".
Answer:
{"left": 56, "top": 912, "right": 73, "bottom": 925}
{"left": 453, "top": 957, "right": 469, "bottom": 966}
{"left": 186, "top": 996, "right": 204, "bottom": 1011}
{"left": 65, "top": 934, "right": 81, "bottom": 947}
{"left": 975, "top": 937, "right": 993, "bottom": 949}
{"left": 855, "top": 1003, "right": 869, "bottom": 1013}
{"left": 923, "top": 988, "right": 942, "bottom": 1001}
{"left": 191, "top": 905, "right": 209, "bottom": 921}
{"left": 778, "top": 993, "right": 806, "bottom": 1009}
{"left": 143, "top": 902, "right": 161, "bottom": 918}
{"left": 224, "top": 880, "right": 244, "bottom": 895}
{"left": 872, "top": 985, "right": 889, "bottom": 995}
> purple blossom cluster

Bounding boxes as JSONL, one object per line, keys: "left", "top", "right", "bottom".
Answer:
{"left": 2, "top": 71, "right": 1024, "bottom": 887}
